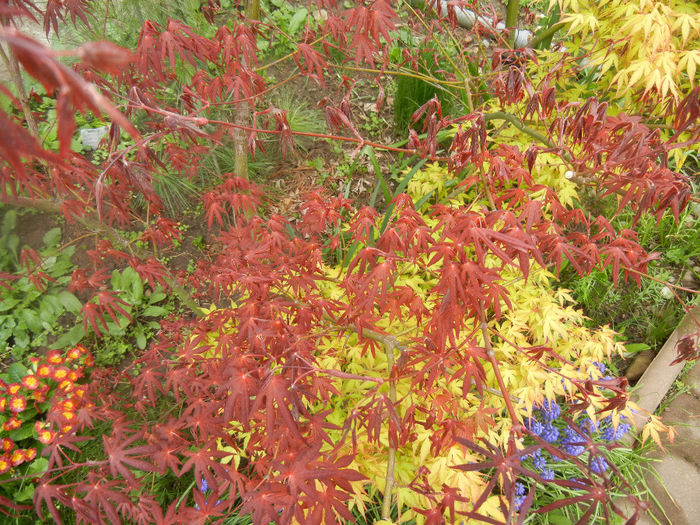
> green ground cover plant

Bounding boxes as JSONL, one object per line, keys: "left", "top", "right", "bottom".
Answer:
{"left": 0, "top": 0, "right": 697, "bottom": 523}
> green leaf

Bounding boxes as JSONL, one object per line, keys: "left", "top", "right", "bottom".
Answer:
{"left": 288, "top": 7, "right": 308, "bottom": 34}
{"left": 26, "top": 457, "right": 48, "bottom": 475}
{"left": 148, "top": 291, "right": 167, "bottom": 303}
{"left": 0, "top": 297, "right": 20, "bottom": 312}
{"left": 57, "top": 291, "right": 82, "bottom": 314}
{"left": 1, "top": 210, "right": 16, "bottom": 236}
{"left": 21, "top": 309, "right": 42, "bottom": 333}
{"left": 142, "top": 305, "right": 169, "bottom": 317}
{"left": 12, "top": 329, "right": 30, "bottom": 353}
{"left": 13, "top": 483, "right": 36, "bottom": 503}
{"left": 379, "top": 158, "right": 427, "bottom": 234}
{"left": 50, "top": 323, "right": 85, "bottom": 349}
{"left": 9, "top": 422, "right": 35, "bottom": 441}
{"left": 545, "top": 511, "right": 574, "bottom": 525}
{"left": 113, "top": 267, "right": 143, "bottom": 304}
{"left": 625, "top": 342, "right": 651, "bottom": 354}
{"left": 8, "top": 362, "right": 27, "bottom": 383}
{"left": 39, "top": 294, "right": 62, "bottom": 318}
{"left": 42, "top": 227, "right": 62, "bottom": 248}
{"left": 135, "top": 326, "right": 147, "bottom": 349}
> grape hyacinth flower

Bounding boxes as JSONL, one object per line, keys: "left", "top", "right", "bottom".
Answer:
{"left": 562, "top": 426, "right": 585, "bottom": 456}
{"left": 541, "top": 467, "right": 555, "bottom": 481}
{"left": 600, "top": 416, "right": 631, "bottom": 441}
{"left": 591, "top": 455, "right": 608, "bottom": 474}
{"left": 525, "top": 417, "right": 544, "bottom": 436}
{"left": 195, "top": 478, "right": 221, "bottom": 510}
{"left": 514, "top": 482, "right": 527, "bottom": 510}
{"left": 532, "top": 448, "right": 547, "bottom": 471}
{"left": 536, "top": 399, "right": 561, "bottom": 422}
{"left": 541, "top": 423, "right": 559, "bottom": 444}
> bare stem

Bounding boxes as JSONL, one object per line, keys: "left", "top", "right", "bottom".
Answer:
{"left": 528, "top": 22, "right": 565, "bottom": 49}
{"left": 0, "top": 43, "right": 40, "bottom": 138}
{"left": 233, "top": 101, "right": 250, "bottom": 180}
{"left": 479, "top": 309, "right": 520, "bottom": 427}
{"left": 381, "top": 339, "right": 398, "bottom": 521}
{"left": 505, "top": 0, "right": 520, "bottom": 48}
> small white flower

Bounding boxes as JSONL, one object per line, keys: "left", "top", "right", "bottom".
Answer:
{"left": 564, "top": 170, "right": 575, "bottom": 179}
{"left": 660, "top": 286, "right": 674, "bottom": 299}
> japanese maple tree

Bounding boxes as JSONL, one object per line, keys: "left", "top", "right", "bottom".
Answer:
{"left": 0, "top": 0, "right": 697, "bottom": 523}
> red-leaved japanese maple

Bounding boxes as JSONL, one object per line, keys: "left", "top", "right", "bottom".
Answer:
{"left": 0, "top": 0, "right": 697, "bottom": 523}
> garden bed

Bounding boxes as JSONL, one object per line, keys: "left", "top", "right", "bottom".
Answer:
{"left": 0, "top": 0, "right": 698, "bottom": 523}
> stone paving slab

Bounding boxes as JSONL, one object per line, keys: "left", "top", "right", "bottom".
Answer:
{"left": 638, "top": 362, "right": 700, "bottom": 525}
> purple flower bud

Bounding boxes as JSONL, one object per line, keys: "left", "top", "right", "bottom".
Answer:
{"left": 536, "top": 399, "right": 561, "bottom": 422}
{"left": 525, "top": 417, "right": 544, "bottom": 436}
{"left": 513, "top": 482, "right": 527, "bottom": 510}
{"left": 541, "top": 468, "right": 555, "bottom": 480}
{"left": 532, "top": 449, "right": 547, "bottom": 471}
{"left": 562, "top": 426, "right": 585, "bottom": 456}
{"left": 541, "top": 423, "right": 560, "bottom": 443}
{"left": 591, "top": 455, "right": 608, "bottom": 474}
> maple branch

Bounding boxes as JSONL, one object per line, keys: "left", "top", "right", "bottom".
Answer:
{"left": 381, "top": 338, "right": 398, "bottom": 521}
{"left": 527, "top": 22, "right": 566, "bottom": 50}
{"left": 478, "top": 309, "right": 520, "bottom": 428}
{"left": 329, "top": 63, "right": 463, "bottom": 89}
{"left": 205, "top": 116, "right": 450, "bottom": 161}
{"left": 403, "top": 0, "right": 467, "bottom": 83}
{"left": 0, "top": 43, "right": 39, "bottom": 138}
{"left": 622, "top": 266, "right": 700, "bottom": 295}
{"left": 505, "top": 0, "right": 520, "bottom": 47}
{"left": 483, "top": 112, "right": 557, "bottom": 151}
{"left": 233, "top": 101, "right": 250, "bottom": 180}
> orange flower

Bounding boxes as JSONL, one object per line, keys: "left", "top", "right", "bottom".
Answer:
{"left": 37, "top": 429, "right": 55, "bottom": 445}
{"left": 37, "top": 364, "right": 52, "bottom": 378}
{"left": 7, "top": 383, "right": 20, "bottom": 395}
{"left": 58, "top": 380, "right": 74, "bottom": 392}
{"left": 0, "top": 398, "right": 6, "bottom": 412}
{"left": 1, "top": 438, "right": 13, "bottom": 452}
{"left": 10, "top": 449, "right": 25, "bottom": 467}
{"left": 46, "top": 350, "right": 64, "bottom": 365}
{"left": 2, "top": 417, "right": 21, "bottom": 431}
{"left": 62, "top": 400, "right": 76, "bottom": 411}
{"left": 84, "top": 354, "right": 95, "bottom": 367}
{"left": 68, "top": 370, "right": 79, "bottom": 381}
{"left": 52, "top": 367, "right": 69, "bottom": 381}
{"left": 23, "top": 448, "right": 37, "bottom": 462}
{"left": 73, "top": 386, "right": 86, "bottom": 398}
{"left": 0, "top": 456, "right": 10, "bottom": 475}
{"left": 32, "top": 387, "right": 48, "bottom": 403}
{"left": 66, "top": 346, "right": 83, "bottom": 360}
{"left": 9, "top": 396, "right": 27, "bottom": 414}
{"left": 21, "top": 374, "right": 40, "bottom": 391}
{"left": 62, "top": 411, "right": 75, "bottom": 422}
